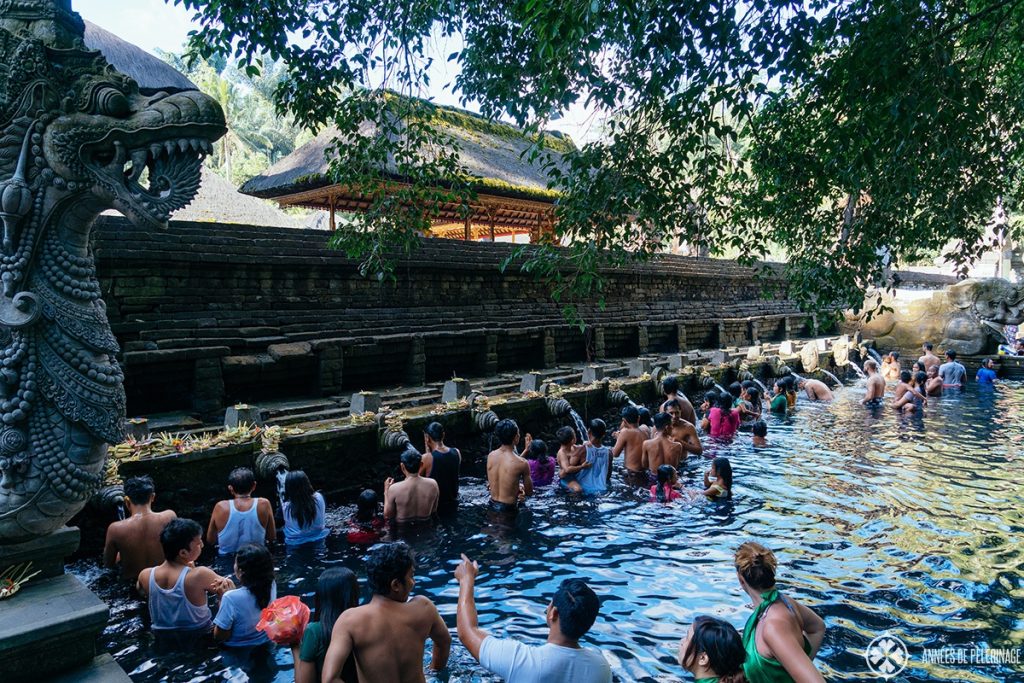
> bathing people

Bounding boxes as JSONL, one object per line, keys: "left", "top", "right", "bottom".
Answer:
{"left": 557, "top": 425, "right": 591, "bottom": 491}
{"left": 770, "top": 381, "right": 789, "bottom": 414}
{"left": 487, "top": 418, "right": 533, "bottom": 512}
{"left": 213, "top": 543, "right": 276, "bottom": 661}
{"left": 637, "top": 406, "right": 654, "bottom": 438}
{"left": 454, "top": 554, "right": 612, "bottom": 682}
{"left": 322, "top": 542, "right": 451, "bottom": 682}
{"left": 881, "top": 351, "right": 901, "bottom": 382}
{"left": 677, "top": 616, "right": 746, "bottom": 683}
{"left": 783, "top": 377, "right": 799, "bottom": 408}
{"left": 861, "top": 360, "right": 886, "bottom": 407}
{"left": 797, "top": 377, "right": 834, "bottom": 401}
{"left": 523, "top": 434, "right": 555, "bottom": 487}
{"left": 292, "top": 567, "right": 359, "bottom": 683}
{"left": 938, "top": 349, "right": 967, "bottom": 389}
{"left": 575, "top": 419, "right": 613, "bottom": 494}
{"left": 976, "top": 358, "right": 998, "bottom": 384}
{"left": 664, "top": 399, "right": 703, "bottom": 455}
{"left": 137, "top": 518, "right": 234, "bottom": 635}
{"left": 752, "top": 419, "right": 769, "bottom": 447}
{"left": 643, "top": 412, "right": 685, "bottom": 474}
{"left": 728, "top": 382, "right": 744, "bottom": 408}
{"left": 103, "top": 475, "right": 177, "bottom": 581}
{"left": 422, "top": 421, "right": 461, "bottom": 511}
{"left": 661, "top": 375, "right": 697, "bottom": 425}
{"left": 735, "top": 542, "right": 826, "bottom": 683}
{"left": 207, "top": 467, "right": 276, "bottom": 556}
{"left": 741, "top": 387, "right": 763, "bottom": 422}
{"left": 346, "top": 489, "right": 385, "bottom": 545}
{"left": 911, "top": 360, "right": 925, "bottom": 374}
{"left": 925, "top": 365, "right": 943, "bottom": 397}
{"left": 919, "top": 342, "right": 941, "bottom": 371}
{"left": 651, "top": 464, "right": 683, "bottom": 502}
{"left": 702, "top": 457, "right": 732, "bottom": 499}
{"left": 704, "top": 391, "right": 740, "bottom": 439}
{"left": 612, "top": 405, "right": 648, "bottom": 473}
{"left": 281, "top": 470, "right": 329, "bottom": 546}
{"left": 384, "top": 448, "right": 439, "bottom": 523}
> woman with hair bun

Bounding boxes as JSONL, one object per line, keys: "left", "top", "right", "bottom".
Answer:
{"left": 677, "top": 615, "right": 746, "bottom": 682}
{"left": 734, "top": 542, "right": 826, "bottom": 683}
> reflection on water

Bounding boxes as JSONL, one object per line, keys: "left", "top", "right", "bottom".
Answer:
{"left": 70, "top": 382, "right": 1024, "bottom": 682}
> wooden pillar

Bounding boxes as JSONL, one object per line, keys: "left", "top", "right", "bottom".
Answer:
{"left": 489, "top": 212, "right": 496, "bottom": 242}
{"left": 329, "top": 196, "right": 336, "bottom": 232}
{"left": 464, "top": 214, "right": 472, "bottom": 241}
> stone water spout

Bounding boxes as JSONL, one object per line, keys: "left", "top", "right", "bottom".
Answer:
{"left": 607, "top": 387, "right": 632, "bottom": 406}
{"left": 469, "top": 393, "right": 499, "bottom": 432}
{"left": 379, "top": 425, "right": 413, "bottom": 451}
{"left": 545, "top": 396, "right": 572, "bottom": 417}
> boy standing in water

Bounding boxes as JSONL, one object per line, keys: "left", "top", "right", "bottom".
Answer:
{"left": 643, "top": 412, "right": 685, "bottom": 474}
{"left": 104, "top": 475, "right": 177, "bottom": 581}
{"left": 556, "top": 425, "right": 591, "bottom": 493}
{"left": 206, "top": 467, "right": 276, "bottom": 556}
{"left": 486, "top": 419, "right": 533, "bottom": 513}
{"left": 611, "top": 405, "right": 647, "bottom": 473}
{"left": 322, "top": 542, "right": 450, "bottom": 682}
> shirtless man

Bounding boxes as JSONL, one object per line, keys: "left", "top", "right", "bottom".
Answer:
{"left": 797, "top": 377, "right": 834, "bottom": 401}
{"left": 486, "top": 419, "right": 533, "bottom": 514}
{"left": 322, "top": 541, "right": 450, "bottom": 683}
{"left": 384, "top": 448, "right": 439, "bottom": 523}
{"left": 643, "top": 412, "right": 684, "bottom": 473}
{"left": 103, "top": 475, "right": 176, "bottom": 581}
{"left": 925, "top": 365, "right": 943, "bottom": 396}
{"left": 881, "top": 351, "right": 901, "bottom": 382}
{"left": 611, "top": 405, "right": 647, "bottom": 473}
{"left": 862, "top": 359, "right": 886, "bottom": 406}
{"left": 659, "top": 375, "right": 697, "bottom": 426}
{"left": 918, "top": 342, "right": 941, "bottom": 371}
{"left": 663, "top": 399, "right": 703, "bottom": 456}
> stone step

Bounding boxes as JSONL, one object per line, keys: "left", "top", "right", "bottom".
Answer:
{"left": 49, "top": 654, "right": 132, "bottom": 683}
{"left": 0, "top": 573, "right": 109, "bottom": 682}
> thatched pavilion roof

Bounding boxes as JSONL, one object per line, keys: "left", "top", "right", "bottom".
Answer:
{"left": 239, "top": 100, "right": 574, "bottom": 237}
{"left": 82, "top": 20, "right": 197, "bottom": 94}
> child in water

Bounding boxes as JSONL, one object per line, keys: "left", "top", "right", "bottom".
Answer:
{"left": 701, "top": 457, "right": 733, "bottom": 499}
{"left": 522, "top": 434, "right": 555, "bottom": 487}
{"left": 345, "top": 489, "right": 385, "bottom": 545}
{"left": 650, "top": 464, "right": 683, "bottom": 502}
{"left": 556, "top": 425, "right": 591, "bottom": 493}
{"left": 751, "top": 420, "right": 769, "bottom": 447}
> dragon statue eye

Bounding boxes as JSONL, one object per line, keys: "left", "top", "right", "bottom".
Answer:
{"left": 91, "top": 85, "right": 130, "bottom": 118}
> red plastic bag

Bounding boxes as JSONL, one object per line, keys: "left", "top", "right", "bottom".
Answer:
{"left": 255, "top": 595, "right": 310, "bottom": 645}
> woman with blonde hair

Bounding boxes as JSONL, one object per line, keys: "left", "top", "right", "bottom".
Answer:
{"left": 734, "top": 542, "right": 826, "bottom": 683}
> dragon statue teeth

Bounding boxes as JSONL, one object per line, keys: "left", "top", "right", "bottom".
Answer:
{"left": 0, "top": 1, "right": 226, "bottom": 541}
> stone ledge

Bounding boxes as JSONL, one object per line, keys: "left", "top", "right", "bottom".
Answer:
{"left": 49, "top": 654, "right": 132, "bottom": 683}
{"left": 0, "top": 526, "right": 80, "bottom": 581}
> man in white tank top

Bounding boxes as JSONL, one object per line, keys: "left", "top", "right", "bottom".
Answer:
{"left": 206, "top": 467, "right": 276, "bottom": 555}
{"left": 137, "top": 518, "right": 234, "bottom": 632}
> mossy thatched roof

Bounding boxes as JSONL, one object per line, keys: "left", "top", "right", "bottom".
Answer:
{"left": 82, "top": 20, "right": 197, "bottom": 94}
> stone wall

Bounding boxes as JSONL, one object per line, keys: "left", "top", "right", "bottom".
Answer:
{"left": 93, "top": 217, "right": 820, "bottom": 416}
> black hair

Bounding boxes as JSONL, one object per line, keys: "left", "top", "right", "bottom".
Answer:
{"left": 746, "top": 388, "right": 761, "bottom": 409}
{"left": 228, "top": 467, "right": 255, "bottom": 494}
{"left": 401, "top": 447, "right": 423, "bottom": 473}
{"left": 681, "top": 616, "right": 746, "bottom": 683}
{"left": 924, "top": 341, "right": 933, "bottom": 351}
{"left": 236, "top": 544, "right": 275, "bottom": 609}
{"left": 655, "top": 464, "right": 676, "bottom": 502}
{"left": 912, "top": 361, "right": 925, "bottom": 373}
{"left": 751, "top": 420, "right": 767, "bottom": 437}
{"left": 356, "top": 489, "right": 378, "bottom": 522}
{"left": 123, "top": 475, "right": 155, "bottom": 505}
{"left": 662, "top": 375, "right": 679, "bottom": 395}
{"left": 653, "top": 412, "right": 672, "bottom": 431}
{"left": 637, "top": 407, "right": 653, "bottom": 426}
{"left": 525, "top": 438, "right": 550, "bottom": 463}
{"left": 946, "top": 349, "right": 957, "bottom": 360}
{"left": 891, "top": 350, "right": 900, "bottom": 360}
{"left": 703, "top": 391, "right": 718, "bottom": 405}
{"left": 556, "top": 425, "right": 576, "bottom": 445}
{"left": 588, "top": 418, "right": 607, "bottom": 441}
{"left": 914, "top": 371, "right": 927, "bottom": 386}
{"left": 713, "top": 457, "right": 733, "bottom": 497}
{"left": 423, "top": 421, "right": 445, "bottom": 442}
{"left": 315, "top": 567, "right": 359, "bottom": 635}
{"left": 284, "top": 470, "right": 318, "bottom": 529}
{"left": 899, "top": 369, "right": 912, "bottom": 383}
{"left": 716, "top": 391, "right": 734, "bottom": 411}
{"left": 664, "top": 398, "right": 682, "bottom": 411}
{"left": 160, "top": 518, "right": 201, "bottom": 562}
{"left": 621, "top": 405, "right": 639, "bottom": 425}
{"left": 552, "top": 578, "right": 600, "bottom": 640}
{"left": 728, "top": 382, "right": 742, "bottom": 398}
{"left": 366, "top": 542, "right": 415, "bottom": 595}
{"left": 495, "top": 419, "right": 519, "bottom": 445}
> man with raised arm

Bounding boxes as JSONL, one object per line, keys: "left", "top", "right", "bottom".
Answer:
{"left": 322, "top": 542, "right": 450, "bottom": 682}
{"left": 103, "top": 475, "right": 177, "bottom": 581}
{"left": 455, "top": 554, "right": 611, "bottom": 682}
{"left": 486, "top": 418, "right": 533, "bottom": 514}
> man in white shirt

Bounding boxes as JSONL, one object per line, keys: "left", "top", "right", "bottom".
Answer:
{"left": 454, "top": 553, "right": 612, "bottom": 683}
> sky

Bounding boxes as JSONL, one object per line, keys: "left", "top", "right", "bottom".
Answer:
{"left": 74, "top": 0, "right": 602, "bottom": 144}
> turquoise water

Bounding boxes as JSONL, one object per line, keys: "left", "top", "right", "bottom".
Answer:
{"left": 71, "top": 381, "right": 1024, "bottom": 681}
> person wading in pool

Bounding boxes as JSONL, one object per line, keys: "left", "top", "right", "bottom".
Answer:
{"left": 103, "top": 475, "right": 177, "bottom": 581}
{"left": 663, "top": 399, "right": 703, "bottom": 456}
{"left": 735, "top": 542, "right": 825, "bottom": 683}
{"left": 574, "top": 419, "right": 614, "bottom": 494}
{"left": 796, "top": 377, "right": 833, "bottom": 402}
{"left": 611, "top": 405, "right": 648, "bottom": 474}
{"left": 861, "top": 360, "right": 886, "bottom": 407}
{"left": 384, "top": 448, "right": 439, "bottom": 524}
{"left": 486, "top": 418, "right": 533, "bottom": 514}
{"left": 918, "top": 342, "right": 941, "bottom": 372}
{"left": 322, "top": 542, "right": 450, "bottom": 682}
{"left": 938, "top": 349, "right": 967, "bottom": 390}
{"left": 643, "top": 412, "right": 685, "bottom": 474}
{"left": 454, "top": 554, "right": 612, "bottom": 682}
{"left": 660, "top": 375, "right": 697, "bottom": 425}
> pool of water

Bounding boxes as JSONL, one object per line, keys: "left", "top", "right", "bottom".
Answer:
{"left": 70, "top": 381, "right": 1024, "bottom": 682}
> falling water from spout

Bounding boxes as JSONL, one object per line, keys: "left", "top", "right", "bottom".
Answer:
{"left": 867, "top": 348, "right": 884, "bottom": 365}
{"left": 849, "top": 363, "right": 867, "bottom": 380}
{"left": 820, "top": 369, "right": 844, "bottom": 388}
{"left": 568, "top": 408, "right": 587, "bottom": 442}
{"left": 752, "top": 378, "right": 770, "bottom": 395}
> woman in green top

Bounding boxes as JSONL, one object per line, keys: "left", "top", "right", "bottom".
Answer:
{"left": 770, "top": 382, "right": 788, "bottom": 414}
{"left": 677, "top": 615, "right": 746, "bottom": 683}
{"left": 735, "top": 542, "right": 826, "bottom": 683}
{"left": 292, "top": 567, "right": 360, "bottom": 683}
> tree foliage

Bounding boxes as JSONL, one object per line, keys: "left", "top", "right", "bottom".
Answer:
{"left": 173, "top": 0, "right": 1024, "bottom": 314}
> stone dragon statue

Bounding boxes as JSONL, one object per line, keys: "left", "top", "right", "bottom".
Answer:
{"left": 0, "top": 0, "right": 225, "bottom": 541}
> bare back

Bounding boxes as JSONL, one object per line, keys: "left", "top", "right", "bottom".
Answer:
{"left": 613, "top": 426, "right": 647, "bottom": 472}
{"left": 486, "top": 447, "right": 531, "bottom": 505}
{"left": 387, "top": 476, "right": 438, "bottom": 523}
{"left": 104, "top": 509, "right": 176, "bottom": 580}
{"left": 669, "top": 419, "right": 703, "bottom": 455}
{"left": 864, "top": 374, "right": 885, "bottom": 401}
{"left": 804, "top": 380, "right": 834, "bottom": 401}
{"left": 644, "top": 435, "right": 683, "bottom": 473}
{"left": 661, "top": 394, "right": 697, "bottom": 425}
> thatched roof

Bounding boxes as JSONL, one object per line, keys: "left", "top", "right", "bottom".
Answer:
{"left": 82, "top": 20, "right": 197, "bottom": 94}
{"left": 239, "top": 101, "right": 574, "bottom": 205}
{"left": 172, "top": 167, "right": 306, "bottom": 227}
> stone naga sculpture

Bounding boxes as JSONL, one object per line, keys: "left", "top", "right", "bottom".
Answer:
{"left": 0, "top": 1, "right": 225, "bottom": 541}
